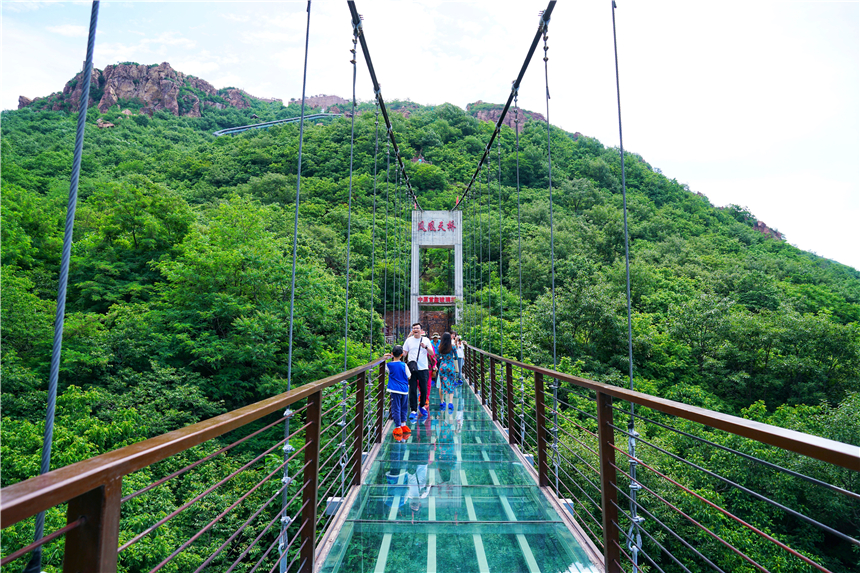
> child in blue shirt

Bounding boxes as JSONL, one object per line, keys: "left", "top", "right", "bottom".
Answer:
{"left": 384, "top": 345, "right": 412, "bottom": 438}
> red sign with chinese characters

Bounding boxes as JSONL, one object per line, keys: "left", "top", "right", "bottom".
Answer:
{"left": 417, "top": 296, "right": 456, "bottom": 304}
{"left": 417, "top": 220, "right": 456, "bottom": 231}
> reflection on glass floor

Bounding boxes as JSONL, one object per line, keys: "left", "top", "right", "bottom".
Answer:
{"left": 320, "top": 382, "right": 599, "bottom": 573}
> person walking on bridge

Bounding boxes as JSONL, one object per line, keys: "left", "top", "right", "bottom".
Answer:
{"left": 383, "top": 345, "right": 411, "bottom": 439}
{"left": 436, "top": 332, "right": 457, "bottom": 410}
{"left": 402, "top": 322, "right": 431, "bottom": 421}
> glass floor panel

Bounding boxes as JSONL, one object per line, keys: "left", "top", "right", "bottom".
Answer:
{"left": 375, "top": 442, "right": 520, "bottom": 463}
{"left": 364, "top": 461, "right": 535, "bottom": 486}
{"left": 346, "top": 485, "right": 566, "bottom": 522}
{"left": 320, "top": 381, "right": 596, "bottom": 573}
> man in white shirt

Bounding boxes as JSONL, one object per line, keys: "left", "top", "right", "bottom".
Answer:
{"left": 402, "top": 322, "right": 432, "bottom": 420}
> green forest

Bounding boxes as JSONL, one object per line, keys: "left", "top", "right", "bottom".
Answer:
{"left": 2, "top": 89, "right": 858, "bottom": 572}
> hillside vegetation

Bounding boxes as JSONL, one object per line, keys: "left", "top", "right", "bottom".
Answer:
{"left": 2, "top": 90, "right": 858, "bottom": 571}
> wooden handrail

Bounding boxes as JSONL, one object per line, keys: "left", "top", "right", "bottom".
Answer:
{"left": 466, "top": 345, "right": 860, "bottom": 471}
{"left": 0, "top": 357, "right": 386, "bottom": 529}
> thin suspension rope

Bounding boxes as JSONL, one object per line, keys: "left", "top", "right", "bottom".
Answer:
{"left": 402, "top": 168, "right": 410, "bottom": 333}
{"left": 613, "top": 1, "right": 642, "bottom": 569}
{"left": 340, "top": 24, "right": 359, "bottom": 503}
{"left": 398, "top": 168, "right": 404, "bottom": 337}
{"left": 540, "top": 18, "right": 561, "bottom": 496}
{"left": 515, "top": 93, "right": 527, "bottom": 449}
{"left": 382, "top": 135, "right": 391, "bottom": 343}
{"left": 497, "top": 134, "right": 503, "bottom": 359}
{"left": 368, "top": 101, "right": 381, "bottom": 358}
{"left": 393, "top": 168, "right": 400, "bottom": 339}
{"left": 485, "top": 161, "right": 492, "bottom": 354}
{"left": 280, "top": 2, "right": 311, "bottom": 569}
{"left": 479, "top": 163, "right": 485, "bottom": 351}
{"left": 497, "top": 133, "right": 504, "bottom": 422}
{"left": 467, "top": 184, "right": 472, "bottom": 340}
{"left": 27, "top": 4, "right": 100, "bottom": 573}
{"left": 468, "top": 185, "right": 475, "bottom": 342}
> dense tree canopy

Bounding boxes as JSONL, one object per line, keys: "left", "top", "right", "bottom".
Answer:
{"left": 2, "top": 95, "right": 858, "bottom": 571}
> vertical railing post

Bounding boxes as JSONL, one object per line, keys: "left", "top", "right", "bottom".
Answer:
{"left": 597, "top": 391, "right": 621, "bottom": 573}
{"left": 62, "top": 478, "right": 122, "bottom": 571}
{"left": 506, "top": 362, "right": 516, "bottom": 445}
{"left": 490, "top": 357, "right": 498, "bottom": 421}
{"left": 463, "top": 346, "right": 474, "bottom": 386}
{"left": 467, "top": 347, "right": 473, "bottom": 387}
{"left": 352, "top": 371, "right": 366, "bottom": 486}
{"left": 376, "top": 362, "right": 385, "bottom": 444}
{"left": 300, "top": 390, "right": 321, "bottom": 573}
{"left": 535, "top": 371, "right": 549, "bottom": 487}
{"left": 480, "top": 353, "right": 487, "bottom": 405}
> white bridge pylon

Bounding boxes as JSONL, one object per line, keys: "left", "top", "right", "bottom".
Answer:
{"left": 410, "top": 210, "right": 464, "bottom": 326}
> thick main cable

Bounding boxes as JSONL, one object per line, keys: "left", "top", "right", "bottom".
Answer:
{"left": 453, "top": 1, "right": 556, "bottom": 211}
{"left": 347, "top": 2, "right": 422, "bottom": 211}
{"left": 26, "top": 4, "right": 100, "bottom": 573}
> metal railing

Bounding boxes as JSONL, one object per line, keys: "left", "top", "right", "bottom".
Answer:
{"left": 212, "top": 113, "right": 343, "bottom": 137}
{"left": 0, "top": 359, "right": 389, "bottom": 573}
{"left": 463, "top": 345, "right": 860, "bottom": 573}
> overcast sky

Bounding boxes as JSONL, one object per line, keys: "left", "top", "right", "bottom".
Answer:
{"left": 3, "top": 1, "right": 858, "bottom": 269}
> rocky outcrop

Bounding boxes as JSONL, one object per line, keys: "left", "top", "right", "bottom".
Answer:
{"left": 97, "top": 63, "right": 184, "bottom": 114}
{"left": 466, "top": 100, "right": 553, "bottom": 134}
{"left": 289, "top": 94, "right": 348, "bottom": 109}
{"left": 18, "top": 62, "right": 281, "bottom": 117}
{"left": 754, "top": 221, "right": 784, "bottom": 241}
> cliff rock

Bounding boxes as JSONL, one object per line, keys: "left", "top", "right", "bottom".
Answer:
{"left": 289, "top": 94, "right": 349, "bottom": 109}
{"left": 18, "top": 62, "right": 281, "bottom": 117}
{"left": 754, "top": 221, "right": 784, "bottom": 241}
{"left": 466, "top": 100, "right": 555, "bottom": 134}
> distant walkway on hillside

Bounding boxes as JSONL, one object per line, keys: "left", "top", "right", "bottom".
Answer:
{"left": 212, "top": 112, "right": 342, "bottom": 136}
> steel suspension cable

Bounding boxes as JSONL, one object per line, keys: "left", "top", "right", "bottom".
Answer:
{"left": 515, "top": 94, "right": 526, "bottom": 447}
{"left": 369, "top": 101, "right": 381, "bottom": 358}
{"left": 392, "top": 168, "right": 399, "bottom": 340}
{"left": 468, "top": 186, "right": 475, "bottom": 341}
{"left": 396, "top": 168, "right": 403, "bottom": 338}
{"left": 402, "top": 168, "right": 410, "bottom": 331}
{"left": 382, "top": 136, "right": 391, "bottom": 342}
{"left": 463, "top": 185, "right": 475, "bottom": 341}
{"left": 497, "top": 134, "right": 504, "bottom": 358}
{"left": 340, "top": 23, "right": 359, "bottom": 503}
{"left": 347, "top": 2, "right": 422, "bottom": 211}
{"left": 453, "top": 1, "right": 556, "bottom": 211}
{"left": 479, "top": 164, "right": 486, "bottom": 351}
{"left": 612, "top": 2, "right": 643, "bottom": 568}
{"left": 26, "top": 4, "right": 99, "bottom": 573}
{"left": 280, "top": 3, "right": 312, "bottom": 568}
{"left": 540, "top": 17, "right": 561, "bottom": 497}
{"left": 486, "top": 162, "right": 492, "bottom": 354}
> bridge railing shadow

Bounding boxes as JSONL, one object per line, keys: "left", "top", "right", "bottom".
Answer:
{"left": 464, "top": 344, "right": 859, "bottom": 573}
{"left": 1, "top": 359, "right": 389, "bottom": 573}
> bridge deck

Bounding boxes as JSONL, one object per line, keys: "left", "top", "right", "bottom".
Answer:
{"left": 320, "top": 382, "right": 598, "bottom": 573}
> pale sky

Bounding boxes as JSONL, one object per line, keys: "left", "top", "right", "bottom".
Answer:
{"left": 2, "top": 1, "right": 858, "bottom": 270}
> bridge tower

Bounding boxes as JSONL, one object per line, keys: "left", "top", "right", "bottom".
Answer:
{"left": 410, "top": 210, "right": 463, "bottom": 329}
